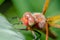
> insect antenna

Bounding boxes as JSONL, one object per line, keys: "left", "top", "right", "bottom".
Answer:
{"left": 42, "top": 0, "right": 49, "bottom": 15}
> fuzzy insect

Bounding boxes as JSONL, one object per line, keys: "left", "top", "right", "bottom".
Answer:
{"left": 12, "top": 0, "right": 60, "bottom": 40}
{"left": 20, "top": 12, "right": 60, "bottom": 40}
{"left": 20, "top": 0, "right": 49, "bottom": 40}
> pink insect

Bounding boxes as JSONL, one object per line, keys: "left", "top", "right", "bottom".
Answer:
{"left": 12, "top": 0, "right": 60, "bottom": 40}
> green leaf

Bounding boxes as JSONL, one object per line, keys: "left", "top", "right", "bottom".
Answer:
{"left": 0, "top": 14, "right": 25, "bottom": 40}
{"left": 0, "top": 0, "right": 5, "bottom": 5}
{"left": 0, "top": 28, "right": 25, "bottom": 40}
{"left": 1, "top": 0, "right": 60, "bottom": 40}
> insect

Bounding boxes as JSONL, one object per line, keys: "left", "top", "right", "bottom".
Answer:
{"left": 20, "top": 0, "right": 49, "bottom": 40}
{"left": 12, "top": 0, "right": 60, "bottom": 40}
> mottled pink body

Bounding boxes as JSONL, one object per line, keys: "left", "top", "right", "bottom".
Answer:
{"left": 21, "top": 12, "right": 35, "bottom": 26}
{"left": 21, "top": 12, "right": 46, "bottom": 29}
{"left": 32, "top": 13, "right": 46, "bottom": 29}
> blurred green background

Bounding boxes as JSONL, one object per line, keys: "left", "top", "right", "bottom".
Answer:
{"left": 0, "top": 0, "right": 60, "bottom": 40}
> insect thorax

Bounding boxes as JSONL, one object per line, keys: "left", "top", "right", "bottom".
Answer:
{"left": 32, "top": 13, "right": 46, "bottom": 28}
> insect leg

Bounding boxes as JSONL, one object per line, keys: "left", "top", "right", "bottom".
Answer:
{"left": 45, "top": 22, "right": 49, "bottom": 40}
{"left": 34, "top": 30, "right": 41, "bottom": 40}
{"left": 48, "top": 29, "right": 57, "bottom": 39}
{"left": 17, "top": 26, "right": 31, "bottom": 31}
{"left": 42, "top": 0, "right": 49, "bottom": 15}
{"left": 11, "top": 16, "right": 19, "bottom": 19}
{"left": 41, "top": 25, "right": 57, "bottom": 40}
{"left": 31, "top": 31, "right": 37, "bottom": 40}
{"left": 49, "top": 23, "right": 60, "bottom": 28}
